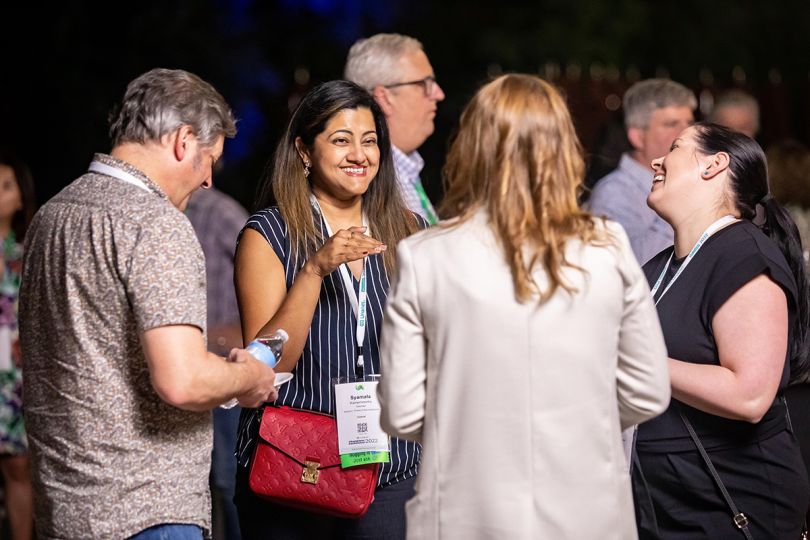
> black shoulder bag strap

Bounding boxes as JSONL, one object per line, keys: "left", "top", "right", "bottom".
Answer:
{"left": 680, "top": 412, "right": 754, "bottom": 540}
{"left": 781, "top": 395, "right": 809, "bottom": 540}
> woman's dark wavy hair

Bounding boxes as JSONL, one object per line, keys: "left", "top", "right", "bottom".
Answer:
{"left": 694, "top": 122, "right": 810, "bottom": 383}
{"left": 0, "top": 148, "right": 36, "bottom": 241}
{"left": 254, "top": 80, "right": 418, "bottom": 275}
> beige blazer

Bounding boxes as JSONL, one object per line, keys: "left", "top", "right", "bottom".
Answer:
{"left": 379, "top": 210, "right": 670, "bottom": 540}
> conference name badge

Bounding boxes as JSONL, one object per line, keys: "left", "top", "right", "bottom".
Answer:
{"left": 334, "top": 380, "right": 390, "bottom": 468}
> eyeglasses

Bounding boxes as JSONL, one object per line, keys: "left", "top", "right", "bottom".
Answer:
{"left": 384, "top": 76, "right": 439, "bottom": 97}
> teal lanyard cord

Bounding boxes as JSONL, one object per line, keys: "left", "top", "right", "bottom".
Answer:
{"left": 413, "top": 179, "right": 437, "bottom": 225}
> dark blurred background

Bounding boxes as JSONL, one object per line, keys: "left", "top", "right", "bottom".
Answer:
{"left": 3, "top": 0, "right": 810, "bottom": 211}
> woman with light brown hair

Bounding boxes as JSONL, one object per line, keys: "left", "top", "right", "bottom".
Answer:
{"left": 378, "top": 74, "right": 671, "bottom": 539}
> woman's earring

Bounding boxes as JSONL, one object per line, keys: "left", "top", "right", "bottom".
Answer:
{"left": 303, "top": 161, "right": 311, "bottom": 178}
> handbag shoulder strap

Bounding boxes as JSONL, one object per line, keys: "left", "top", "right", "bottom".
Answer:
{"left": 680, "top": 412, "right": 754, "bottom": 540}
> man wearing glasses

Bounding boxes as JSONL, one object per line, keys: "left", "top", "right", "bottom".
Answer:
{"left": 345, "top": 33, "right": 446, "bottom": 224}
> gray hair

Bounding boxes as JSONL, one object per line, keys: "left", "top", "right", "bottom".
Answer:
{"left": 344, "top": 33, "right": 424, "bottom": 91}
{"left": 109, "top": 68, "right": 237, "bottom": 148}
{"left": 709, "top": 89, "right": 760, "bottom": 130}
{"left": 623, "top": 78, "right": 697, "bottom": 129}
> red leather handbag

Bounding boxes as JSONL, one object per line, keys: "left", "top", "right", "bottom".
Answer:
{"left": 248, "top": 405, "right": 380, "bottom": 518}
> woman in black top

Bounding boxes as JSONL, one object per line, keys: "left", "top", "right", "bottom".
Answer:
{"left": 633, "top": 123, "right": 810, "bottom": 539}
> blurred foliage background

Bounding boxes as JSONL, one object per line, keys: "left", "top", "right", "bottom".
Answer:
{"left": 3, "top": 0, "right": 810, "bottom": 209}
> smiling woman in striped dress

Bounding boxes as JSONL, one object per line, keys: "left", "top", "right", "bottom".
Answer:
{"left": 232, "top": 80, "right": 426, "bottom": 540}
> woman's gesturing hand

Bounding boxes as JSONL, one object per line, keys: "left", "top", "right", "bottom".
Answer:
{"left": 308, "top": 226, "right": 386, "bottom": 277}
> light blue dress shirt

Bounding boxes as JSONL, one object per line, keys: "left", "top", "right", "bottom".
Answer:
{"left": 588, "top": 153, "right": 674, "bottom": 265}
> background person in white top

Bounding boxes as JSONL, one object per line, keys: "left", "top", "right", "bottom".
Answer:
{"left": 345, "top": 33, "right": 445, "bottom": 224}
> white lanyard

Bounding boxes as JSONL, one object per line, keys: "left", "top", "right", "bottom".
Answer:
{"left": 310, "top": 196, "right": 369, "bottom": 372}
{"left": 650, "top": 215, "right": 738, "bottom": 305}
{"left": 88, "top": 161, "right": 151, "bottom": 192}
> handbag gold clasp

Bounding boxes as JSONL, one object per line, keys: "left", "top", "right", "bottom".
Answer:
{"left": 301, "top": 460, "right": 320, "bottom": 484}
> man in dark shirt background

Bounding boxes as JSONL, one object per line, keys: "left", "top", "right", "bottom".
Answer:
{"left": 186, "top": 186, "right": 249, "bottom": 540}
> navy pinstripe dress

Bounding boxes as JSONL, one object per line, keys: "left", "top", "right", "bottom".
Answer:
{"left": 236, "top": 206, "right": 421, "bottom": 488}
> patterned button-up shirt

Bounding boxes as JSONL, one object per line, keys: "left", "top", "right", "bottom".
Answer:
{"left": 392, "top": 145, "right": 437, "bottom": 223}
{"left": 20, "top": 154, "right": 211, "bottom": 539}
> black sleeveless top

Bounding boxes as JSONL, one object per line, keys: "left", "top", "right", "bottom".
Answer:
{"left": 637, "top": 220, "right": 797, "bottom": 453}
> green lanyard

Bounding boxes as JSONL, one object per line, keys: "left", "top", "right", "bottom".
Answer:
{"left": 2, "top": 231, "right": 15, "bottom": 259}
{"left": 413, "top": 179, "right": 438, "bottom": 225}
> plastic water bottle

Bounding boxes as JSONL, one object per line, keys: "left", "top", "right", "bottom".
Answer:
{"left": 221, "top": 329, "right": 289, "bottom": 409}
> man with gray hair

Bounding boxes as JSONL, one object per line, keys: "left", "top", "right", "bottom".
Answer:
{"left": 345, "top": 33, "right": 445, "bottom": 224}
{"left": 709, "top": 89, "right": 760, "bottom": 138}
{"left": 589, "top": 78, "right": 696, "bottom": 264}
{"left": 20, "top": 68, "right": 278, "bottom": 540}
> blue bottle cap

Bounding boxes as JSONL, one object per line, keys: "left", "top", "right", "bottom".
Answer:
{"left": 246, "top": 340, "right": 278, "bottom": 368}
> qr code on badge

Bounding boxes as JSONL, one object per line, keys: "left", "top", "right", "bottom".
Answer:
{"left": 357, "top": 422, "right": 368, "bottom": 433}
